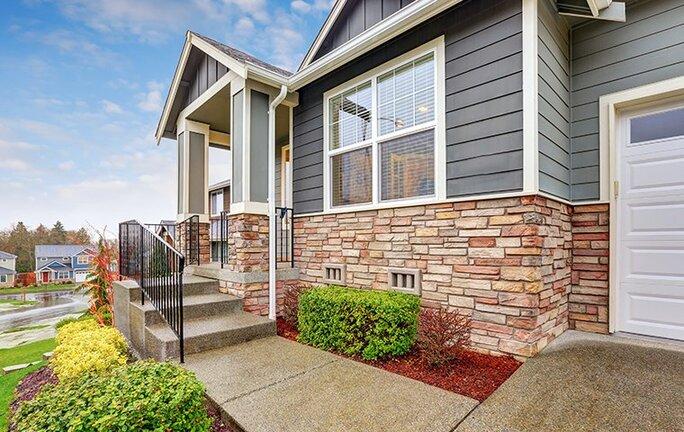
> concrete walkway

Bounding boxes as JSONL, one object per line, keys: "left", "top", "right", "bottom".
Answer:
{"left": 183, "top": 336, "right": 478, "bottom": 432}
{"left": 456, "top": 331, "right": 684, "bottom": 432}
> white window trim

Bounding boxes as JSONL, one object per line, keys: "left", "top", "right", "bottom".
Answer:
{"left": 77, "top": 255, "right": 89, "bottom": 265}
{"left": 322, "top": 36, "right": 446, "bottom": 213}
{"left": 210, "top": 190, "right": 224, "bottom": 216}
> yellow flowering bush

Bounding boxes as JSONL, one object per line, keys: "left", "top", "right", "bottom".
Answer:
{"left": 51, "top": 319, "right": 128, "bottom": 380}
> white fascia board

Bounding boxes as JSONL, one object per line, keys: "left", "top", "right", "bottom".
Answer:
{"left": 289, "top": 0, "right": 463, "bottom": 91}
{"left": 155, "top": 33, "right": 194, "bottom": 143}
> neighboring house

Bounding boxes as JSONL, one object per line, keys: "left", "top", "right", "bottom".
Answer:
{"left": 148, "top": 0, "right": 684, "bottom": 358}
{"left": 0, "top": 251, "right": 17, "bottom": 288}
{"left": 34, "top": 245, "right": 95, "bottom": 284}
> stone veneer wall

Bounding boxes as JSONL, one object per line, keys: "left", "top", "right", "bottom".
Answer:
{"left": 294, "top": 196, "right": 575, "bottom": 358}
{"left": 176, "top": 220, "right": 210, "bottom": 265}
{"left": 569, "top": 204, "right": 610, "bottom": 333}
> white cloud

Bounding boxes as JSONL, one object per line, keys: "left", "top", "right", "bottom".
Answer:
{"left": 5, "top": 158, "right": 31, "bottom": 172}
{"left": 102, "top": 99, "right": 123, "bottom": 114}
{"left": 58, "top": 160, "right": 75, "bottom": 171}
{"left": 235, "top": 17, "right": 255, "bottom": 34}
{"left": 225, "top": 0, "right": 270, "bottom": 23}
{"left": 291, "top": 0, "right": 311, "bottom": 13}
{"left": 0, "top": 138, "right": 39, "bottom": 151}
{"left": 54, "top": 0, "right": 187, "bottom": 43}
{"left": 291, "top": 0, "right": 333, "bottom": 13}
{"left": 137, "top": 81, "right": 164, "bottom": 112}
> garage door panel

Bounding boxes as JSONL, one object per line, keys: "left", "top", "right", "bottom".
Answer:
{"left": 619, "top": 281, "right": 684, "bottom": 340}
{"left": 624, "top": 201, "right": 684, "bottom": 238}
{"left": 625, "top": 248, "right": 684, "bottom": 279}
{"left": 625, "top": 152, "right": 684, "bottom": 194}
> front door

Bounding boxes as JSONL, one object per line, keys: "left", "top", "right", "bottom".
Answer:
{"left": 42, "top": 271, "right": 49, "bottom": 283}
{"left": 617, "top": 101, "right": 684, "bottom": 341}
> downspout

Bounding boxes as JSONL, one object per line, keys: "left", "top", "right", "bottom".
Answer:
{"left": 268, "top": 85, "right": 288, "bottom": 320}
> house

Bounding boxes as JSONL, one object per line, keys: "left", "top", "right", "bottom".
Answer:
{"left": 34, "top": 245, "right": 96, "bottom": 284}
{"left": 126, "top": 0, "right": 683, "bottom": 360}
{"left": 0, "top": 251, "right": 17, "bottom": 288}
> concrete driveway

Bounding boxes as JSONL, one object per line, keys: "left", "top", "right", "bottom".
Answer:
{"left": 456, "top": 331, "right": 684, "bottom": 432}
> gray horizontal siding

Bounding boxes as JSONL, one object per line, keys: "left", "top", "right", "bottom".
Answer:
{"left": 444, "top": 0, "right": 523, "bottom": 197}
{"left": 538, "top": 0, "right": 570, "bottom": 200}
{"left": 570, "top": 0, "right": 684, "bottom": 201}
{"left": 292, "top": 0, "right": 523, "bottom": 214}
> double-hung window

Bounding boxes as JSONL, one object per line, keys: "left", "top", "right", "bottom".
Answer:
{"left": 325, "top": 44, "right": 441, "bottom": 210}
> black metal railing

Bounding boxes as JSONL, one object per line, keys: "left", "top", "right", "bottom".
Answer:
{"left": 145, "top": 221, "right": 176, "bottom": 248}
{"left": 119, "top": 220, "right": 185, "bottom": 363}
{"left": 275, "top": 207, "right": 294, "bottom": 268}
{"left": 180, "top": 215, "right": 200, "bottom": 266}
{"left": 210, "top": 211, "right": 229, "bottom": 268}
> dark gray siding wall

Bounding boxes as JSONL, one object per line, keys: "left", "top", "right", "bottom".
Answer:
{"left": 184, "top": 51, "right": 229, "bottom": 108}
{"left": 570, "top": 0, "right": 684, "bottom": 200}
{"left": 312, "top": 0, "right": 415, "bottom": 62}
{"left": 293, "top": 0, "right": 523, "bottom": 214}
{"left": 538, "top": 0, "right": 571, "bottom": 200}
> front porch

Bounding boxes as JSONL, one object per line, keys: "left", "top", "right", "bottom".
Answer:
{"left": 155, "top": 32, "right": 299, "bottom": 318}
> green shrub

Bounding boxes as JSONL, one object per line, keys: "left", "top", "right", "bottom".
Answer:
{"left": 297, "top": 286, "right": 420, "bottom": 360}
{"left": 55, "top": 314, "right": 94, "bottom": 330}
{"left": 12, "top": 361, "right": 211, "bottom": 432}
{"left": 51, "top": 319, "right": 128, "bottom": 380}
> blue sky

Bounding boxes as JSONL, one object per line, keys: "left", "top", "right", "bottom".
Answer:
{"left": 0, "top": 0, "right": 331, "bottom": 235}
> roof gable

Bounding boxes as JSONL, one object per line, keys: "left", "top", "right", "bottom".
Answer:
{"left": 300, "top": 0, "right": 416, "bottom": 69}
{"left": 156, "top": 31, "right": 292, "bottom": 142}
{"left": 0, "top": 251, "right": 17, "bottom": 259}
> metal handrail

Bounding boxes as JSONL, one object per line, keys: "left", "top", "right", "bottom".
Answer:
{"left": 275, "top": 207, "right": 294, "bottom": 268}
{"left": 119, "top": 220, "right": 185, "bottom": 363}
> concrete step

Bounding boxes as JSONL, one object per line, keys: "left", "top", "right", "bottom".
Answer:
{"left": 144, "top": 312, "right": 276, "bottom": 360}
{"left": 182, "top": 293, "right": 243, "bottom": 320}
{"left": 181, "top": 274, "right": 221, "bottom": 296}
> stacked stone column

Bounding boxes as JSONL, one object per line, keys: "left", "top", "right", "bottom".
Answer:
{"left": 176, "top": 220, "right": 210, "bottom": 265}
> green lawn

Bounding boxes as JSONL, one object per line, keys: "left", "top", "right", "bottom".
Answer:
{"left": 0, "top": 283, "right": 78, "bottom": 296}
{"left": 0, "top": 339, "right": 56, "bottom": 432}
{"left": 0, "top": 299, "right": 37, "bottom": 307}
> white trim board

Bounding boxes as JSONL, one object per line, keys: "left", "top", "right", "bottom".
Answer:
{"left": 522, "top": 0, "right": 539, "bottom": 194}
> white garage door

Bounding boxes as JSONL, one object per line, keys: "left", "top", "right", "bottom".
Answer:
{"left": 74, "top": 271, "right": 87, "bottom": 283}
{"left": 617, "top": 102, "right": 684, "bottom": 341}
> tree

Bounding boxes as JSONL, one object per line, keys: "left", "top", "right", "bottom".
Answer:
{"left": 49, "top": 221, "right": 68, "bottom": 244}
{"left": 7, "top": 222, "right": 33, "bottom": 272}
{"left": 68, "top": 227, "right": 92, "bottom": 244}
{"left": 84, "top": 232, "right": 119, "bottom": 326}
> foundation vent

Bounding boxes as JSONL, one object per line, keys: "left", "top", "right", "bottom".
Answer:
{"left": 323, "top": 264, "right": 346, "bottom": 284}
{"left": 388, "top": 268, "right": 421, "bottom": 295}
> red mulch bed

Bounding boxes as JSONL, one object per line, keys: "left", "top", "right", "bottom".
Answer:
{"left": 276, "top": 318, "right": 521, "bottom": 401}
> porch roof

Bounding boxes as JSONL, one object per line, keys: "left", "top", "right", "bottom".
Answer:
{"left": 156, "top": 31, "right": 292, "bottom": 142}
{"left": 36, "top": 260, "right": 72, "bottom": 272}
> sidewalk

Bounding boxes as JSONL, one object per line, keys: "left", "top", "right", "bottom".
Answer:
{"left": 183, "top": 336, "right": 479, "bottom": 432}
